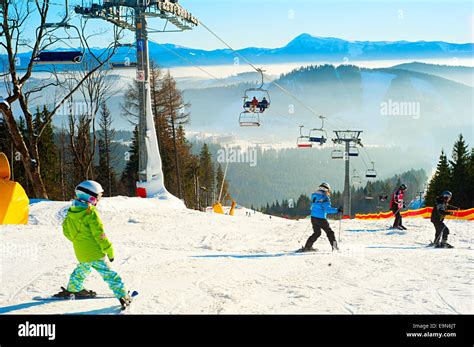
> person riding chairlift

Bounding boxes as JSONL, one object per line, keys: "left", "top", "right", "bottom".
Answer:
{"left": 250, "top": 96, "right": 259, "bottom": 113}
{"left": 259, "top": 97, "right": 269, "bottom": 112}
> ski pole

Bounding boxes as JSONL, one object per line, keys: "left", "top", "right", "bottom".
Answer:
{"left": 434, "top": 208, "right": 459, "bottom": 245}
{"left": 392, "top": 203, "right": 404, "bottom": 227}
{"left": 338, "top": 212, "right": 342, "bottom": 243}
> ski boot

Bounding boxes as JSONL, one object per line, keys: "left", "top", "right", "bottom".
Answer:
{"left": 297, "top": 246, "right": 317, "bottom": 253}
{"left": 53, "top": 287, "right": 96, "bottom": 299}
{"left": 73, "top": 289, "right": 97, "bottom": 298}
{"left": 436, "top": 240, "right": 454, "bottom": 249}
{"left": 53, "top": 287, "right": 74, "bottom": 299}
{"left": 119, "top": 294, "right": 133, "bottom": 310}
{"left": 332, "top": 241, "right": 339, "bottom": 252}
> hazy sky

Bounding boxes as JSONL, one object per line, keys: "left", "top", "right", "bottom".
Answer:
{"left": 36, "top": 0, "right": 473, "bottom": 50}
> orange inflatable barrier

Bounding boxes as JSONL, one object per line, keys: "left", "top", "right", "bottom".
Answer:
{"left": 356, "top": 207, "right": 474, "bottom": 221}
{"left": 212, "top": 202, "right": 224, "bottom": 214}
{"left": 0, "top": 152, "right": 29, "bottom": 224}
{"left": 228, "top": 200, "right": 237, "bottom": 216}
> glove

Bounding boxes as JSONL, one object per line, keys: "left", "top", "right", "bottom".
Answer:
{"left": 403, "top": 202, "right": 406, "bottom": 208}
{"left": 106, "top": 246, "right": 115, "bottom": 262}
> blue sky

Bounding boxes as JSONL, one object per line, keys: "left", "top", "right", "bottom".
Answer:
{"left": 32, "top": 0, "right": 474, "bottom": 50}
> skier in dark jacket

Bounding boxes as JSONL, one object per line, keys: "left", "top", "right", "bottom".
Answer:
{"left": 390, "top": 183, "right": 407, "bottom": 230}
{"left": 300, "top": 182, "right": 342, "bottom": 252}
{"left": 430, "top": 191, "right": 457, "bottom": 248}
{"left": 259, "top": 97, "right": 269, "bottom": 112}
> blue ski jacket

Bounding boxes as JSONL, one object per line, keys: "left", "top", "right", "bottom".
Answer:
{"left": 310, "top": 190, "right": 338, "bottom": 219}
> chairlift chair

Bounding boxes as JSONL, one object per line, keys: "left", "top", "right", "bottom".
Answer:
{"left": 331, "top": 150, "right": 344, "bottom": 159}
{"left": 109, "top": 42, "right": 137, "bottom": 69}
{"left": 242, "top": 68, "right": 271, "bottom": 113}
{"left": 239, "top": 112, "right": 260, "bottom": 127}
{"left": 296, "top": 126, "right": 312, "bottom": 148}
{"left": 308, "top": 116, "right": 327, "bottom": 145}
{"left": 352, "top": 169, "right": 361, "bottom": 185}
{"left": 34, "top": 0, "right": 85, "bottom": 65}
{"left": 331, "top": 145, "right": 344, "bottom": 159}
{"left": 348, "top": 145, "right": 359, "bottom": 157}
{"left": 109, "top": 61, "right": 138, "bottom": 69}
{"left": 365, "top": 161, "right": 377, "bottom": 178}
{"left": 33, "top": 50, "right": 83, "bottom": 64}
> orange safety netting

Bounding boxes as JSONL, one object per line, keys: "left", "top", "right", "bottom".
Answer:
{"left": 355, "top": 207, "right": 474, "bottom": 221}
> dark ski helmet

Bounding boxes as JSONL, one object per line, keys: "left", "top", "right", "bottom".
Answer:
{"left": 441, "top": 191, "right": 452, "bottom": 198}
{"left": 399, "top": 183, "right": 407, "bottom": 190}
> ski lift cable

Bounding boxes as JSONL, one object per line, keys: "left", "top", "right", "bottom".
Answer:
{"left": 34, "top": 0, "right": 78, "bottom": 6}
{"left": 199, "top": 20, "right": 344, "bottom": 127}
{"left": 358, "top": 149, "right": 370, "bottom": 170}
{"left": 150, "top": 39, "right": 303, "bottom": 128}
{"left": 150, "top": 40, "right": 235, "bottom": 87}
{"left": 361, "top": 145, "right": 374, "bottom": 165}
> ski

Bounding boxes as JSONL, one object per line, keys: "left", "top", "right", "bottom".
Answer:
{"left": 414, "top": 241, "right": 459, "bottom": 249}
{"left": 191, "top": 249, "right": 334, "bottom": 259}
{"left": 120, "top": 290, "right": 139, "bottom": 313}
{"left": 294, "top": 247, "right": 319, "bottom": 253}
{"left": 33, "top": 294, "right": 116, "bottom": 301}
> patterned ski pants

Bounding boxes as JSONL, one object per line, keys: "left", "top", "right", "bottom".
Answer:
{"left": 67, "top": 260, "right": 127, "bottom": 299}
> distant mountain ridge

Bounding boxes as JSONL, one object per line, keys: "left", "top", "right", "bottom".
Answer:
{"left": 6, "top": 34, "right": 473, "bottom": 69}
{"left": 391, "top": 62, "right": 474, "bottom": 86}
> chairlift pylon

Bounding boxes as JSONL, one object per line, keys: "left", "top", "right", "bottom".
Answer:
{"left": 365, "top": 161, "right": 377, "bottom": 178}
{"left": 296, "top": 125, "right": 312, "bottom": 148}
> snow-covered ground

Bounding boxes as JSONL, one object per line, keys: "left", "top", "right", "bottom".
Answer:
{"left": 0, "top": 197, "right": 472, "bottom": 314}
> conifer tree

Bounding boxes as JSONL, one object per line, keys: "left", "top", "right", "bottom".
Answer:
{"left": 468, "top": 148, "right": 474, "bottom": 208}
{"left": 34, "top": 106, "right": 61, "bottom": 199}
{"left": 96, "top": 103, "right": 117, "bottom": 197}
{"left": 198, "top": 143, "right": 215, "bottom": 207}
{"left": 449, "top": 134, "right": 470, "bottom": 208}
{"left": 120, "top": 126, "right": 140, "bottom": 196}
{"left": 425, "top": 151, "right": 451, "bottom": 207}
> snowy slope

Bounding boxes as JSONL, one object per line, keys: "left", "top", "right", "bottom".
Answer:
{"left": 0, "top": 197, "right": 472, "bottom": 314}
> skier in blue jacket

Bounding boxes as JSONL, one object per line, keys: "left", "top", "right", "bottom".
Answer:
{"left": 301, "top": 182, "right": 342, "bottom": 252}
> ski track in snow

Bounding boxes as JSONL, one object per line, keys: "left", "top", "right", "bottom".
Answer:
{"left": 0, "top": 197, "right": 472, "bottom": 315}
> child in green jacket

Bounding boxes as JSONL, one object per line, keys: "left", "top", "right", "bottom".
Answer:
{"left": 55, "top": 180, "right": 132, "bottom": 308}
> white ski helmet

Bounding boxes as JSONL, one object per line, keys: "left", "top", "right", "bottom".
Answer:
{"left": 75, "top": 180, "right": 104, "bottom": 205}
{"left": 319, "top": 182, "right": 331, "bottom": 192}
{"left": 441, "top": 191, "right": 452, "bottom": 199}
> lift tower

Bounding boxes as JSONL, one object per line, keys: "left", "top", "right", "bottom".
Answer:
{"left": 332, "top": 130, "right": 363, "bottom": 218}
{"left": 75, "top": 1, "right": 198, "bottom": 198}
